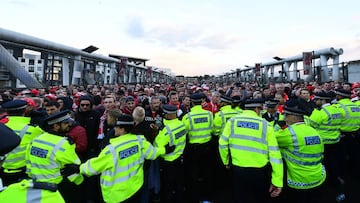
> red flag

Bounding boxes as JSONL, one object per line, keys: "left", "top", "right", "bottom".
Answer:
{"left": 303, "top": 52, "right": 312, "bottom": 75}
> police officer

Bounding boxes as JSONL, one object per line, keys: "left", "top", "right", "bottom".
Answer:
{"left": 308, "top": 92, "right": 345, "bottom": 202}
{"left": 334, "top": 88, "right": 360, "bottom": 201}
{"left": 219, "top": 98, "right": 283, "bottom": 203}
{"left": 0, "top": 100, "right": 43, "bottom": 186}
{"left": 231, "top": 95, "right": 243, "bottom": 113}
{"left": 213, "top": 95, "right": 239, "bottom": 137}
{"left": 26, "top": 110, "right": 83, "bottom": 202}
{"left": 154, "top": 104, "right": 187, "bottom": 203}
{"left": 182, "top": 93, "right": 214, "bottom": 203}
{"left": 77, "top": 114, "right": 174, "bottom": 203}
{"left": 275, "top": 99, "right": 326, "bottom": 203}
{"left": 0, "top": 179, "right": 65, "bottom": 203}
{"left": 262, "top": 98, "right": 280, "bottom": 126}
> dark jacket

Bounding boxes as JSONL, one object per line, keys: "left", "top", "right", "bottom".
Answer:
{"left": 74, "top": 110, "right": 101, "bottom": 153}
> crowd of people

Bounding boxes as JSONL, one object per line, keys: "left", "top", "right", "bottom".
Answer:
{"left": 0, "top": 79, "right": 359, "bottom": 203}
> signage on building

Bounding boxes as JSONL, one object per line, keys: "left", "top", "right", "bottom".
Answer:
{"left": 303, "top": 52, "right": 313, "bottom": 75}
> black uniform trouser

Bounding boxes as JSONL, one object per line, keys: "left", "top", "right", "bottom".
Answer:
{"left": 231, "top": 165, "right": 271, "bottom": 203}
{"left": 323, "top": 142, "right": 344, "bottom": 197}
{"left": 123, "top": 185, "right": 143, "bottom": 203}
{"left": 286, "top": 183, "right": 324, "bottom": 203}
{"left": 339, "top": 133, "right": 360, "bottom": 178}
{"left": 160, "top": 157, "right": 185, "bottom": 203}
{"left": 185, "top": 141, "right": 213, "bottom": 203}
{"left": 58, "top": 178, "right": 83, "bottom": 203}
{"left": 0, "top": 168, "right": 28, "bottom": 186}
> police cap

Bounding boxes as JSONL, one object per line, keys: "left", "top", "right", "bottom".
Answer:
{"left": 335, "top": 89, "right": 351, "bottom": 98}
{"left": 265, "top": 98, "right": 279, "bottom": 108}
{"left": 45, "top": 110, "right": 72, "bottom": 125}
{"left": 190, "top": 93, "right": 204, "bottom": 102}
{"left": 115, "top": 114, "right": 134, "bottom": 126}
{"left": 232, "top": 96, "right": 241, "bottom": 103}
{"left": 0, "top": 123, "right": 20, "bottom": 156}
{"left": 244, "top": 98, "right": 265, "bottom": 108}
{"left": 1, "top": 100, "right": 27, "bottom": 111}
{"left": 220, "top": 95, "right": 232, "bottom": 103}
{"left": 125, "top": 96, "right": 135, "bottom": 102}
{"left": 162, "top": 104, "right": 177, "bottom": 114}
{"left": 313, "top": 92, "right": 331, "bottom": 100}
{"left": 284, "top": 98, "right": 309, "bottom": 116}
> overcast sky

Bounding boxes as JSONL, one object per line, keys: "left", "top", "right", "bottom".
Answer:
{"left": 1, "top": 0, "right": 360, "bottom": 76}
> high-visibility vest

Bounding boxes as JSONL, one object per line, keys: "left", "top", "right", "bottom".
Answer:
{"left": 154, "top": 119, "right": 187, "bottom": 161}
{"left": 3, "top": 116, "right": 43, "bottom": 171}
{"left": 80, "top": 133, "right": 165, "bottom": 203}
{"left": 26, "top": 132, "right": 83, "bottom": 185}
{"left": 213, "top": 105, "right": 239, "bottom": 136}
{"left": 0, "top": 179, "right": 65, "bottom": 203}
{"left": 335, "top": 98, "right": 360, "bottom": 132}
{"left": 182, "top": 105, "right": 213, "bottom": 144}
{"left": 275, "top": 123, "right": 326, "bottom": 189}
{"left": 219, "top": 110, "right": 283, "bottom": 188}
{"left": 308, "top": 103, "right": 343, "bottom": 144}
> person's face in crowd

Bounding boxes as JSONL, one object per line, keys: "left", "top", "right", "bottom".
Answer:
{"left": 92, "top": 88, "right": 99, "bottom": 95}
{"left": 182, "top": 96, "right": 191, "bottom": 106}
{"left": 269, "top": 84, "right": 276, "bottom": 94}
{"left": 46, "top": 105, "right": 59, "bottom": 116}
{"left": 104, "top": 97, "right": 116, "bottom": 110}
{"left": 105, "top": 89, "right": 111, "bottom": 95}
{"left": 275, "top": 83, "right": 285, "bottom": 94}
{"left": 212, "top": 94, "right": 220, "bottom": 104}
{"left": 126, "top": 101, "right": 135, "bottom": 110}
{"left": 55, "top": 121, "right": 71, "bottom": 133}
{"left": 299, "top": 89, "right": 310, "bottom": 101}
{"left": 323, "top": 83, "right": 331, "bottom": 91}
{"left": 150, "top": 98, "right": 161, "bottom": 111}
{"left": 263, "top": 88, "right": 271, "bottom": 97}
{"left": 57, "top": 99, "right": 64, "bottom": 109}
{"left": 275, "top": 93, "right": 284, "bottom": 105}
{"left": 314, "top": 99, "right": 325, "bottom": 107}
{"left": 334, "top": 83, "right": 341, "bottom": 90}
{"left": 313, "top": 88, "right": 322, "bottom": 94}
{"left": 170, "top": 94, "right": 179, "bottom": 105}
{"left": 343, "top": 84, "right": 351, "bottom": 91}
{"left": 79, "top": 100, "right": 91, "bottom": 112}
{"left": 107, "top": 114, "right": 117, "bottom": 126}
{"left": 267, "top": 106, "right": 278, "bottom": 114}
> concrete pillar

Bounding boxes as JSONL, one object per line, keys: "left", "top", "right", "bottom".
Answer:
{"left": 284, "top": 62, "right": 291, "bottom": 81}
{"left": 109, "top": 63, "right": 116, "bottom": 84}
{"left": 71, "top": 55, "right": 82, "bottom": 85}
{"left": 270, "top": 66, "right": 275, "bottom": 80}
{"left": 293, "top": 62, "right": 298, "bottom": 81}
{"left": 62, "top": 57, "right": 70, "bottom": 86}
{"left": 320, "top": 55, "right": 330, "bottom": 82}
{"left": 332, "top": 55, "right": 340, "bottom": 81}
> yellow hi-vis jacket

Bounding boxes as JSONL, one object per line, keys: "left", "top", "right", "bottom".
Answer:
{"left": 335, "top": 98, "right": 360, "bottom": 133}
{"left": 3, "top": 116, "right": 43, "bottom": 172}
{"left": 275, "top": 122, "right": 326, "bottom": 189}
{"left": 80, "top": 133, "right": 166, "bottom": 203}
{"left": 308, "top": 103, "right": 343, "bottom": 144}
{"left": 26, "top": 132, "right": 83, "bottom": 185}
{"left": 212, "top": 105, "right": 239, "bottom": 136}
{"left": 219, "top": 110, "right": 283, "bottom": 188}
{"left": 154, "top": 118, "right": 187, "bottom": 162}
{"left": 0, "top": 179, "right": 65, "bottom": 203}
{"left": 182, "top": 105, "right": 213, "bottom": 144}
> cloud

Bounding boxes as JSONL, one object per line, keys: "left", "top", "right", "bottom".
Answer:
{"left": 125, "top": 17, "right": 145, "bottom": 38}
{"left": 8, "top": 0, "right": 31, "bottom": 7}
{"left": 125, "top": 17, "right": 243, "bottom": 51}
